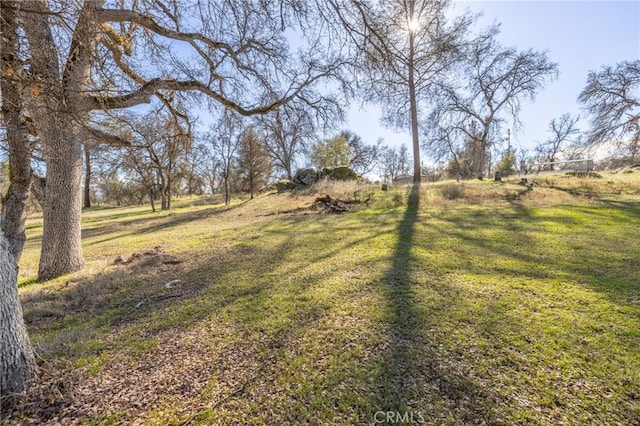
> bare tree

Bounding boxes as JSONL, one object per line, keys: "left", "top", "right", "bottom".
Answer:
{"left": 428, "top": 28, "right": 558, "bottom": 178}
{"left": 516, "top": 147, "right": 532, "bottom": 175}
{"left": 200, "top": 147, "right": 223, "bottom": 196}
{"left": 5, "top": 0, "right": 346, "bottom": 281}
{"left": 380, "top": 143, "right": 411, "bottom": 182}
{"left": 256, "top": 107, "right": 314, "bottom": 180}
{"left": 210, "top": 112, "right": 242, "bottom": 205}
{"left": 335, "top": 0, "right": 473, "bottom": 183}
{"left": 344, "top": 131, "right": 383, "bottom": 176}
{"left": 122, "top": 112, "right": 190, "bottom": 210}
{"left": 578, "top": 60, "right": 640, "bottom": 163}
{"left": 534, "top": 113, "right": 581, "bottom": 170}
{"left": 0, "top": 0, "right": 349, "bottom": 396}
{"left": 178, "top": 142, "right": 209, "bottom": 197}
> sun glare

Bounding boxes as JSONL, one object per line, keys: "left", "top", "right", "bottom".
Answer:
{"left": 408, "top": 17, "right": 420, "bottom": 33}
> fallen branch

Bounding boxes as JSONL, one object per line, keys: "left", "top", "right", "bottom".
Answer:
{"left": 312, "top": 193, "right": 371, "bottom": 213}
{"left": 312, "top": 195, "right": 349, "bottom": 213}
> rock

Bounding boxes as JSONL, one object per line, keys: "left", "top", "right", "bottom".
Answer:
{"left": 164, "top": 279, "right": 181, "bottom": 289}
{"left": 293, "top": 168, "right": 320, "bottom": 185}
{"left": 113, "top": 254, "right": 126, "bottom": 265}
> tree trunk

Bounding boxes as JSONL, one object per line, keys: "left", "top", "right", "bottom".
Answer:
{"left": 2, "top": 149, "right": 32, "bottom": 264}
{"left": 0, "top": 1, "right": 38, "bottom": 400}
{"left": 38, "top": 126, "right": 85, "bottom": 281}
{"left": 166, "top": 166, "right": 172, "bottom": 210}
{"left": 408, "top": 31, "right": 421, "bottom": 185}
{"left": 0, "top": 236, "right": 37, "bottom": 401}
{"left": 157, "top": 171, "right": 168, "bottom": 210}
{"left": 287, "top": 166, "right": 293, "bottom": 181}
{"left": 224, "top": 175, "right": 231, "bottom": 205}
{"left": 149, "top": 190, "right": 156, "bottom": 213}
{"left": 83, "top": 143, "right": 92, "bottom": 208}
{"left": 21, "top": 0, "right": 97, "bottom": 281}
{"left": 477, "top": 139, "right": 487, "bottom": 179}
{"left": 0, "top": 0, "right": 33, "bottom": 263}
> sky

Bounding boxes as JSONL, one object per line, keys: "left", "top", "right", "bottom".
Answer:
{"left": 345, "top": 0, "right": 640, "bottom": 159}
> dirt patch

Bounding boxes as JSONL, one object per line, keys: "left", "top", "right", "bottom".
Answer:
{"left": 6, "top": 326, "right": 267, "bottom": 424}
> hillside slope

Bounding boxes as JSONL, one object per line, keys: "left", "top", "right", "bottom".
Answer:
{"left": 6, "top": 173, "right": 640, "bottom": 424}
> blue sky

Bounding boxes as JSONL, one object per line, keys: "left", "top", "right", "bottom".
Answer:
{"left": 347, "top": 0, "right": 640, "bottom": 158}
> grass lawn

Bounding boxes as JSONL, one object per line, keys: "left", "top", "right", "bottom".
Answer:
{"left": 4, "top": 171, "right": 640, "bottom": 425}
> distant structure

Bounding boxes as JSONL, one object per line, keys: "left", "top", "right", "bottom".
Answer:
{"left": 393, "top": 174, "right": 429, "bottom": 184}
{"left": 538, "top": 159, "right": 594, "bottom": 173}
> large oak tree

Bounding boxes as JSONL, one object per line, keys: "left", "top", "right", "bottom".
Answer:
{"left": 1, "top": 0, "right": 347, "bottom": 397}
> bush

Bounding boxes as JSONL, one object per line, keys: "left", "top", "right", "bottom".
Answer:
{"left": 276, "top": 179, "right": 299, "bottom": 192}
{"left": 440, "top": 183, "right": 465, "bottom": 200}
{"left": 328, "top": 166, "right": 360, "bottom": 181}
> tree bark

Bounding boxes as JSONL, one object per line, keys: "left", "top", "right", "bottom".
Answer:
{"left": 22, "top": 0, "right": 103, "bottom": 280}
{"left": 0, "top": 0, "right": 38, "bottom": 399}
{"left": 224, "top": 174, "right": 231, "bottom": 205}
{"left": 158, "top": 171, "right": 168, "bottom": 210}
{"left": 149, "top": 190, "right": 156, "bottom": 213}
{"left": 0, "top": 1, "right": 33, "bottom": 263}
{"left": 37, "top": 126, "right": 85, "bottom": 281}
{"left": 0, "top": 236, "right": 37, "bottom": 402}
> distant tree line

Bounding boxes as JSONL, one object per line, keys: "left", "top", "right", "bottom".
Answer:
{"left": 76, "top": 113, "right": 415, "bottom": 209}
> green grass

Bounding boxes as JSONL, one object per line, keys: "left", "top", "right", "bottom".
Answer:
{"left": 9, "top": 173, "right": 640, "bottom": 424}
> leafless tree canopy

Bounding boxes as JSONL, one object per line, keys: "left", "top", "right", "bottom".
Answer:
{"left": 346, "top": 0, "right": 473, "bottom": 182}
{"left": 578, "top": 60, "right": 640, "bottom": 150}
{"left": 256, "top": 106, "right": 315, "bottom": 180}
{"left": 426, "top": 28, "right": 558, "bottom": 178}
{"left": 15, "top": 0, "right": 346, "bottom": 119}
{"left": 534, "top": 113, "right": 581, "bottom": 168}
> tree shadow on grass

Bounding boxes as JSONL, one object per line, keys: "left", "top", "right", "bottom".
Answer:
{"left": 14, "top": 211, "right": 396, "bottom": 423}
{"left": 370, "top": 184, "right": 499, "bottom": 424}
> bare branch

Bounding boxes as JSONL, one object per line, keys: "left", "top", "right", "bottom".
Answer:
{"left": 579, "top": 60, "right": 640, "bottom": 148}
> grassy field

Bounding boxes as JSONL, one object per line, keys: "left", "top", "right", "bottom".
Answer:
{"left": 4, "top": 171, "right": 640, "bottom": 425}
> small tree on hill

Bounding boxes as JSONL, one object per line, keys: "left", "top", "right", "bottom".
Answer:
{"left": 428, "top": 27, "right": 558, "bottom": 179}
{"left": 237, "top": 127, "right": 271, "bottom": 199}
{"left": 310, "top": 133, "right": 353, "bottom": 169}
{"left": 380, "top": 143, "right": 412, "bottom": 182}
{"left": 257, "top": 107, "right": 314, "bottom": 180}
{"left": 534, "top": 113, "right": 581, "bottom": 170}
{"left": 495, "top": 152, "right": 517, "bottom": 177}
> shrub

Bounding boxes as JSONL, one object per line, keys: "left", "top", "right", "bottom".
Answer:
{"left": 276, "top": 179, "right": 299, "bottom": 192}
{"left": 328, "top": 166, "right": 360, "bottom": 181}
{"left": 440, "top": 183, "right": 465, "bottom": 200}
